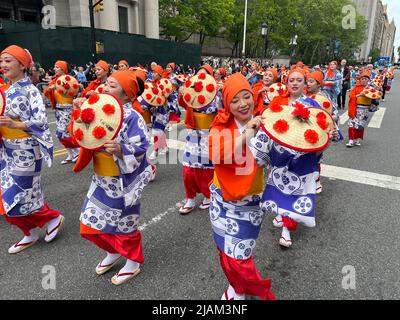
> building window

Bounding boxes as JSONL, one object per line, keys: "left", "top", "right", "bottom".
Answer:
{"left": 118, "top": 6, "right": 128, "bottom": 33}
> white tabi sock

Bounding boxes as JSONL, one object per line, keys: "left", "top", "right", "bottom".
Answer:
{"left": 184, "top": 198, "right": 196, "bottom": 208}
{"left": 66, "top": 148, "right": 73, "bottom": 160}
{"left": 202, "top": 198, "right": 211, "bottom": 205}
{"left": 281, "top": 227, "right": 291, "bottom": 241}
{"left": 222, "top": 285, "right": 245, "bottom": 300}
{"left": 117, "top": 259, "right": 140, "bottom": 276}
{"left": 21, "top": 228, "right": 39, "bottom": 244}
{"left": 101, "top": 252, "right": 121, "bottom": 266}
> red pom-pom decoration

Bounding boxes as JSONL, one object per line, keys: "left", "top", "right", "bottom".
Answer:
{"left": 68, "top": 92, "right": 75, "bottom": 97}
{"left": 97, "top": 87, "right": 103, "bottom": 93}
{"left": 159, "top": 85, "right": 164, "bottom": 90}
{"left": 194, "top": 82, "right": 203, "bottom": 93}
{"left": 197, "top": 95, "right": 206, "bottom": 104}
{"left": 58, "top": 89, "right": 64, "bottom": 95}
{"left": 292, "top": 102, "right": 310, "bottom": 121}
{"left": 88, "top": 94, "right": 100, "bottom": 105}
{"left": 102, "top": 104, "right": 115, "bottom": 115}
{"left": 166, "top": 88, "right": 171, "bottom": 93}
{"left": 145, "top": 84, "right": 149, "bottom": 90}
{"left": 63, "top": 83, "right": 70, "bottom": 90}
{"left": 65, "top": 76, "right": 71, "bottom": 81}
{"left": 152, "top": 87, "right": 159, "bottom": 95}
{"left": 146, "top": 94, "right": 152, "bottom": 100}
{"left": 73, "top": 83, "right": 79, "bottom": 90}
{"left": 57, "top": 80, "right": 61, "bottom": 85}
{"left": 269, "top": 88, "right": 275, "bottom": 92}
{"left": 206, "top": 84, "right": 215, "bottom": 92}
{"left": 185, "top": 80, "right": 192, "bottom": 88}
{"left": 156, "top": 97, "right": 162, "bottom": 104}
{"left": 316, "top": 112, "right": 327, "bottom": 121}
{"left": 304, "top": 129, "right": 319, "bottom": 144}
{"left": 74, "top": 128, "right": 84, "bottom": 141}
{"left": 317, "top": 118, "right": 329, "bottom": 130}
{"left": 273, "top": 119, "right": 290, "bottom": 133}
{"left": 92, "top": 126, "right": 107, "bottom": 139}
{"left": 198, "top": 73, "right": 206, "bottom": 80}
{"left": 269, "top": 103, "right": 283, "bottom": 113}
{"left": 81, "top": 108, "right": 95, "bottom": 124}
{"left": 71, "top": 109, "right": 81, "bottom": 121}
{"left": 323, "top": 101, "right": 331, "bottom": 109}
{"left": 184, "top": 93, "right": 191, "bottom": 102}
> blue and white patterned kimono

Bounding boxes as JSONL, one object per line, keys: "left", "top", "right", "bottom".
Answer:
{"left": 54, "top": 99, "right": 73, "bottom": 141}
{"left": 138, "top": 96, "right": 168, "bottom": 136}
{"left": 209, "top": 120, "right": 265, "bottom": 260}
{"left": 250, "top": 130, "right": 319, "bottom": 228}
{"left": 1, "top": 77, "right": 53, "bottom": 217}
{"left": 182, "top": 93, "right": 222, "bottom": 169}
{"left": 323, "top": 70, "right": 342, "bottom": 110}
{"left": 166, "top": 75, "right": 179, "bottom": 115}
{"left": 80, "top": 103, "right": 152, "bottom": 235}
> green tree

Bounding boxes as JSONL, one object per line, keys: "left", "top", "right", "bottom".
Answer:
{"left": 159, "top": 0, "right": 235, "bottom": 47}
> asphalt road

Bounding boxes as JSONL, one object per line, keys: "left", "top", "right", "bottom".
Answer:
{"left": 0, "top": 77, "right": 399, "bottom": 300}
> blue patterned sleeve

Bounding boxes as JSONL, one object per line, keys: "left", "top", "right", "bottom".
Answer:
{"left": 249, "top": 129, "right": 272, "bottom": 166}
{"left": 115, "top": 112, "right": 150, "bottom": 174}
{"left": 13, "top": 87, "right": 53, "bottom": 166}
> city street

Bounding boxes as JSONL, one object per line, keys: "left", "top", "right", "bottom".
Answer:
{"left": 0, "top": 77, "right": 399, "bottom": 300}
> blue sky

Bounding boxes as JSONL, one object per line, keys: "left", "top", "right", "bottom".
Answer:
{"left": 382, "top": 0, "right": 400, "bottom": 60}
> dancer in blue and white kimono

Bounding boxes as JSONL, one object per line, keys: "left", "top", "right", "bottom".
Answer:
{"left": 323, "top": 61, "right": 342, "bottom": 111}
{"left": 76, "top": 70, "right": 152, "bottom": 286}
{"left": 0, "top": 45, "right": 64, "bottom": 254}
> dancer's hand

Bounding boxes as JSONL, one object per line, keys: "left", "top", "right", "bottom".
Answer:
{"left": 104, "top": 140, "right": 123, "bottom": 159}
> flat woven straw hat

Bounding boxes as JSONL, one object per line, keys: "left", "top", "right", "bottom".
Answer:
{"left": 0, "top": 90, "right": 5, "bottom": 116}
{"left": 55, "top": 75, "right": 80, "bottom": 98}
{"left": 158, "top": 78, "right": 174, "bottom": 98}
{"left": 95, "top": 84, "right": 106, "bottom": 94}
{"left": 181, "top": 73, "right": 217, "bottom": 109}
{"left": 363, "top": 87, "right": 383, "bottom": 99}
{"left": 267, "top": 83, "right": 287, "bottom": 102}
{"left": 132, "top": 65, "right": 148, "bottom": 74}
{"left": 309, "top": 93, "right": 333, "bottom": 115}
{"left": 72, "top": 93, "right": 123, "bottom": 150}
{"left": 261, "top": 102, "right": 334, "bottom": 152}
{"left": 176, "top": 74, "right": 189, "bottom": 84}
{"left": 372, "top": 76, "right": 384, "bottom": 88}
{"left": 141, "top": 82, "right": 166, "bottom": 107}
{"left": 256, "top": 69, "right": 265, "bottom": 76}
{"left": 386, "top": 72, "right": 394, "bottom": 79}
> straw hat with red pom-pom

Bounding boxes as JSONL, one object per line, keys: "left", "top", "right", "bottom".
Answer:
{"left": 180, "top": 73, "right": 217, "bottom": 109}
{"left": 55, "top": 75, "right": 80, "bottom": 98}
{"left": 266, "top": 83, "right": 287, "bottom": 102}
{"left": 176, "top": 74, "right": 189, "bottom": 85}
{"left": 141, "top": 82, "right": 166, "bottom": 107}
{"left": 72, "top": 93, "right": 123, "bottom": 150}
{"left": 309, "top": 93, "right": 333, "bottom": 115}
{"left": 158, "top": 78, "right": 174, "bottom": 98}
{"left": 261, "top": 102, "right": 334, "bottom": 152}
{"left": 362, "top": 87, "right": 383, "bottom": 100}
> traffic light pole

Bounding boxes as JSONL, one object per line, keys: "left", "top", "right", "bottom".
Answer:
{"left": 89, "top": 0, "right": 103, "bottom": 62}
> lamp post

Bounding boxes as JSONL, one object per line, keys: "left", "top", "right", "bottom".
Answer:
{"left": 242, "top": 0, "right": 248, "bottom": 58}
{"left": 290, "top": 17, "right": 297, "bottom": 63}
{"left": 261, "top": 22, "right": 269, "bottom": 61}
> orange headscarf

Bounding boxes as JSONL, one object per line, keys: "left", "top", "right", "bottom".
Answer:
{"left": 152, "top": 65, "right": 163, "bottom": 77}
{"left": 218, "top": 68, "right": 227, "bottom": 78}
{"left": 211, "top": 73, "right": 252, "bottom": 128}
{"left": 96, "top": 60, "right": 109, "bottom": 73}
{"left": 266, "top": 68, "right": 278, "bottom": 80}
{"left": 167, "top": 62, "right": 176, "bottom": 70}
{"left": 307, "top": 70, "right": 325, "bottom": 86}
{"left": 198, "top": 64, "right": 214, "bottom": 77}
{"left": 209, "top": 72, "right": 260, "bottom": 201}
{"left": 110, "top": 70, "right": 139, "bottom": 102}
{"left": 1, "top": 45, "right": 32, "bottom": 69}
{"left": 358, "top": 71, "right": 371, "bottom": 80}
{"left": 289, "top": 68, "right": 307, "bottom": 79}
{"left": 326, "top": 60, "right": 338, "bottom": 79}
{"left": 55, "top": 60, "right": 68, "bottom": 74}
{"left": 118, "top": 60, "right": 129, "bottom": 68}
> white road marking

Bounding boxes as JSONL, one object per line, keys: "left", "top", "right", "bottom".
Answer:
{"left": 321, "top": 164, "right": 400, "bottom": 191}
{"left": 138, "top": 200, "right": 186, "bottom": 231}
{"left": 368, "top": 107, "right": 386, "bottom": 128}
